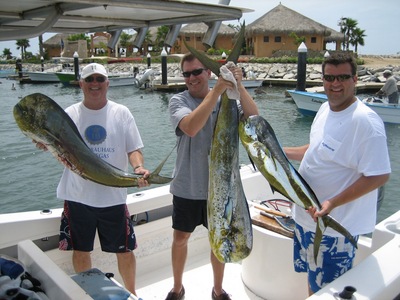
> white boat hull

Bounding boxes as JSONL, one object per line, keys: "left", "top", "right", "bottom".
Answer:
{"left": 108, "top": 75, "right": 138, "bottom": 87}
{"left": 1, "top": 165, "right": 400, "bottom": 299}
{"left": 25, "top": 71, "right": 60, "bottom": 83}
{"left": 150, "top": 77, "right": 264, "bottom": 89}
{"left": 288, "top": 90, "right": 400, "bottom": 124}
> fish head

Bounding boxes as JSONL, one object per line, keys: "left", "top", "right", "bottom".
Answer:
{"left": 241, "top": 115, "right": 278, "bottom": 145}
{"left": 239, "top": 115, "right": 261, "bottom": 143}
{"left": 216, "top": 238, "right": 234, "bottom": 263}
{"left": 13, "top": 93, "right": 62, "bottom": 142}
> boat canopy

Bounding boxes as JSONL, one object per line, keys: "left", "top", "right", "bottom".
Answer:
{"left": 0, "top": 0, "right": 249, "bottom": 41}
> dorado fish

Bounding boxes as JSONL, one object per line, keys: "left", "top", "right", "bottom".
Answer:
{"left": 239, "top": 115, "right": 357, "bottom": 262}
{"left": 185, "top": 23, "right": 253, "bottom": 263}
{"left": 13, "top": 93, "right": 173, "bottom": 187}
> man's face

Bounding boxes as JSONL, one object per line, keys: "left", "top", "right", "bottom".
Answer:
{"left": 182, "top": 59, "right": 211, "bottom": 98}
{"left": 323, "top": 63, "right": 357, "bottom": 112}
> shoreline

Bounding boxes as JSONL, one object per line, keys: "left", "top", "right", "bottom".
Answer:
{"left": 2, "top": 55, "right": 399, "bottom": 87}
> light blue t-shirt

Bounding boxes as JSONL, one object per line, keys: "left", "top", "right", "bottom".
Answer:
{"left": 168, "top": 90, "right": 220, "bottom": 200}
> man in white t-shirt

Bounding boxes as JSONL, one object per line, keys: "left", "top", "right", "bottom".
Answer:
{"left": 37, "top": 63, "right": 149, "bottom": 298}
{"left": 284, "top": 52, "right": 391, "bottom": 295}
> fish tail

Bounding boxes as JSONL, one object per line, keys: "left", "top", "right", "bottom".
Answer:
{"left": 183, "top": 41, "right": 221, "bottom": 75}
{"left": 183, "top": 22, "right": 246, "bottom": 76}
{"left": 313, "top": 215, "right": 358, "bottom": 263}
{"left": 226, "top": 22, "right": 245, "bottom": 62}
{"left": 148, "top": 145, "right": 175, "bottom": 184}
{"left": 323, "top": 215, "right": 358, "bottom": 248}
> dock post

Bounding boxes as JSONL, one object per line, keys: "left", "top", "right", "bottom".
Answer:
{"left": 16, "top": 56, "right": 22, "bottom": 79}
{"left": 161, "top": 48, "right": 167, "bottom": 85}
{"left": 73, "top": 51, "right": 79, "bottom": 81}
{"left": 296, "top": 42, "right": 307, "bottom": 91}
{"left": 147, "top": 53, "right": 151, "bottom": 68}
{"left": 41, "top": 56, "right": 44, "bottom": 72}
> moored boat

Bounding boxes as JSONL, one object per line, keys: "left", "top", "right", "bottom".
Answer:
{"left": 25, "top": 71, "right": 61, "bottom": 83}
{"left": 149, "top": 76, "right": 264, "bottom": 92}
{"left": 0, "top": 69, "right": 15, "bottom": 78}
{"left": 287, "top": 89, "right": 400, "bottom": 124}
{"left": 56, "top": 71, "right": 140, "bottom": 87}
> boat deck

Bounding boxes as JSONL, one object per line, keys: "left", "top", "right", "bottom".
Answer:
{"left": 136, "top": 253, "right": 262, "bottom": 300}
{"left": 45, "top": 217, "right": 264, "bottom": 300}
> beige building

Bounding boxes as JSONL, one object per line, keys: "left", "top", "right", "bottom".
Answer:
{"left": 245, "top": 4, "right": 343, "bottom": 57}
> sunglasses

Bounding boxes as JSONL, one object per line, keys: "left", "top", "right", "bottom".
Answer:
{"left": 84, "top": 76, "right": 106, "bottom": 83}
{"left": 323, "top": 74, "right": 353, "bottom": 82}
{"left": 182, "top": 68, "right": 207, "bottom": 78}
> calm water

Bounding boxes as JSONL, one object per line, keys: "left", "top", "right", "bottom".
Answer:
{"left": 1, "top": 79, "right": 399, "bottom": 223}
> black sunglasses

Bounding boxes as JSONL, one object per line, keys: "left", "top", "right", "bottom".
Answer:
{"left": 84, "top": 76, "right": 106, "bottom": 83}
{"left": 323, "top": 74, "right": 353, "bottom": 82}
{"left": 182, "top": 68, "right": 207, "bottom": 78}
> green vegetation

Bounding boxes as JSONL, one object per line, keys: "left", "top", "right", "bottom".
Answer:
{"left": 338, "top": 17, "right": 366, "bottom": 54}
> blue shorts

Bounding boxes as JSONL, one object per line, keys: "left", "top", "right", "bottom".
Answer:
{"left": 172, "top": 195, "right": 208, "bottom": 232}
{"left": 59, "top": 200, "right": 137, "bottom": 253}
{"left": 293, "top": 223, "right": 358, "bottom": 293}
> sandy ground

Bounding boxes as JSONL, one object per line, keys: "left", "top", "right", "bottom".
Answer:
{"left": 361, "top": 56, "right": 400, "bottom": 68}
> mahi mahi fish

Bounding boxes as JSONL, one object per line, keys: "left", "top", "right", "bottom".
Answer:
{"left": 185, "top": 23, "right": 253, "bottom": 263}
{"left": 13, "top": 93, "right": 173, "bottom": 187}
{"left": 239, "top": 115, "right": 357, "bottom": 262}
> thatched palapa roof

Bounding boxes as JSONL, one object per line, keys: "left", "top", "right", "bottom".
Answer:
{"left": 180, "top": 23, "right": 236, "bottom": 36}
{"left": 246, "top": 4, "right": 331, "bottom": 37}
{"left": 324, "top": 27, "right": 344, "bottom": 42}
{"left": 43, "top": 33, "right": 71, "bottom": 46}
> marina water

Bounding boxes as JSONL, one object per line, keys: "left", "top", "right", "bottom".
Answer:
{"left": 1, "top": 79, "right": 398, "bottom": 224}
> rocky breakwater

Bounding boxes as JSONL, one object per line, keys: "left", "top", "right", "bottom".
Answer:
{"left": 2, "top": 60, "right": 399, "bottom": 87}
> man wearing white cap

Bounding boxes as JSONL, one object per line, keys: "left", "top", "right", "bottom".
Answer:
{"left": 377, "top": 70, "right": 399, "bottom": 104}
{"left": 56, "top": 62, "right": 149, "bottom": 298}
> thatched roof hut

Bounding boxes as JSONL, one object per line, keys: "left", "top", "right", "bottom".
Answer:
{"left": 324, "top": 27, "right": 344, "bottom": 42}
{"left": 43, "top": 33, "right": 71, "bottom": 47}
{"left": 180, "top": 23, "right": 236, "bottom": 36}
{"left": 245, "top": 4, "right": 343, "bottom": 56}
{"left": 246, "top": 4, "right": 331, "bottom": 37}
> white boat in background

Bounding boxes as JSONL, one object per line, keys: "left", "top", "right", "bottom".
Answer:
{"left": 25, "top": 71, "right": 60, "bottom": 83}
{"left": 56, "top": 71, "right": 141, "bottom": 87}
{"left": 209, "top": 78, "right": 264, "bottom": 89}
{"left": 1, "top": 165, "right": 400, "bottom": 300}
{"left": 148, "top": 75, "right": 264, "bottom": 91}
{"left": 0, "top": 69, "right": 15, "bottom": 78}
{"left": 287, "top": 90, "right": 400, "bottom": 124}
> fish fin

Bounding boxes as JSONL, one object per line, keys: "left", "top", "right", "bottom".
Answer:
{"left": 323, "top": 215, "right": 358, "bottom": 248}
{"left": 248, "top": 155, "right": 257, "bottom": 171}
{"left": 148, "top": 145, "right": 176, "bottom": 184}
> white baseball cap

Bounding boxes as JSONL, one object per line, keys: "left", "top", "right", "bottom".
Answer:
{"left": 80, "top": 63, "right": 108, "bottom": 79}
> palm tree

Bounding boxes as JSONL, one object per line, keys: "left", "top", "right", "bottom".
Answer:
{"left": 350, "top": 27, "right": 366, "bottom": 54}
{"left": 119, "top": 31, "right": 132, "bottom": 55}
{"left": 2, "top": 48, "right": 12, "bottom": 59}
{"left": 16, "top": 39, "right": 30, "bottom": 59}
{"left": 338, "top": 17, "right": 358, "bottom": 51}
{"left": 38, "top": 35, "right": 44, "bottom": 58}
{"left": 155, "top": 26, "right": 169, "bottom": 51}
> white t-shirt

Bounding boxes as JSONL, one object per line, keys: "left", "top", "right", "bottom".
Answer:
{"left": 293, "top": 99, "right": 391, "bottom": 236}
{"left": 57, "top": 100, "right": 143, "bottom": 207}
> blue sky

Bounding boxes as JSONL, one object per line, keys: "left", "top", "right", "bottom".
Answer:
{"left": 1, "top": 0, "right": 399, "bottom": 56}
